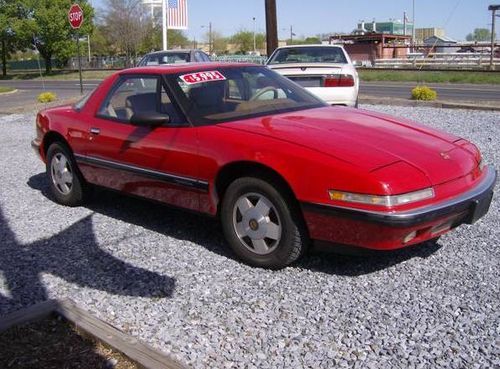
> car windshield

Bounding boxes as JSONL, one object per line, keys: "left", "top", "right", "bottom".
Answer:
{"left": 144, "top": 52, "right": 190, "bottom": 65}
{"left": 165, "top": 66, "right": 326, "bottom": 125}
{"left": 268, "top": 47, "right": 348, "bottom": 64}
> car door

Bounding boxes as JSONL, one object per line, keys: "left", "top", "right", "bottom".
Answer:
{"left": 80, "top": 74, "right": 204, "bottom": 212}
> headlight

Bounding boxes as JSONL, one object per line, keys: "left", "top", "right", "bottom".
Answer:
{"left": 328, "top": 188, "right": 435, "bottom": 207}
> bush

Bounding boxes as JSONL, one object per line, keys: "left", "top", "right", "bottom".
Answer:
{"left": 37, "top": 92, "right": 57, "bottom": 103}
{"left": 411, "top": 85, "right": 437, "bottom": 101}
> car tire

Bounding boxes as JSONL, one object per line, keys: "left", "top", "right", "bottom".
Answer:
{"left": 221, "top": 177, "right": 307, "bottom": 269}
{"left": 354, "top": 97, "right": 359, "bottom": 108}
{"left": 46, "top": 142, "right": 88, "bottom": 207}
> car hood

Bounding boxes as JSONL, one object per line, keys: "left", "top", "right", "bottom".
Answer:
{"left": 220, "top": 107, "right": 477, "bottom": 186}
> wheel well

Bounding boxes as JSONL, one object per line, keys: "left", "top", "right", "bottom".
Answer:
{"left": 215, "top": 161, "right": 298, "bottom": 209}
{"left": 42, "top": 131, "right": 68, "bottom": 155}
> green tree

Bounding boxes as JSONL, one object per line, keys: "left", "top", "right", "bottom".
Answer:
{"left": 0, "top": 0, "right": 32, "bottom": 77}
{"left": 211, "top": 30, "right": 228, "bottom": 54}
{"left": 90, "top": 24, "right": 114, "bottom": 56}
{"left": 139, "top": 25, "right": 190, "bottom": 54}
{"left": 231, "top": 30, "right": 265, "bottom": 54}
{"left": 25, "top": 0, "right": 94, "bottom": 73}
{"left": 465, "top": 28, "right": 492, "bottom": 42}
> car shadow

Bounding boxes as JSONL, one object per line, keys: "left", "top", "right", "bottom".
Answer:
{"left": 298, "top": 241, "right": 442, "bottom": 276}
{"left": 27, "top": 172, "right": 442, "bottom": 278}
{"left": 1, "top": 179, "right": 176, "bottom": 316}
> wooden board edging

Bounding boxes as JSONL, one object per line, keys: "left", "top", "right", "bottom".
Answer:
{"left": 0, "top": 299, "right": 187, "bottom": 369}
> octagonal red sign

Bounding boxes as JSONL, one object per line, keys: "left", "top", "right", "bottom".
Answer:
{"left": 68, "top": 4, "right": 84, "bottom": 29}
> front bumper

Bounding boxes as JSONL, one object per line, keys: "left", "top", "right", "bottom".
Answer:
{"left": 301, "top": 167, "right": 497, "bottom": 250}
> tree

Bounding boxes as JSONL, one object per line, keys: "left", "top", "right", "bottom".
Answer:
{"left": 466, "top": 28, "right": 492, "bottom": 42}
{"left": 102, "top": 0, "right": 148, "bottom": 66}
{"left": 25, "top": 0, "right": 94, "bottom": 73}
{"left": 210, "top": 30, "right": 228, "bottom": 54}
{"left": 139, "top": 25, "right": 190, "bottom": 54}
{"left": 231, "top": 30, "right": 266, "bottom": 54}
{"left": 90, "top": 24, "right": 114, "bottom": 56}
{"left": 0, "top": 0, "right": 32, "bottom": 77}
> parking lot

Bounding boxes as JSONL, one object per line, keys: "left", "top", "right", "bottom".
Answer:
{"left": 0, "top": 106, "right": 498, "bottom": 368}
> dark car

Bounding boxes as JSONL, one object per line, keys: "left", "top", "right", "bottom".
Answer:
{"left": 137, "top": 49, "right": 211, "bottom": 66}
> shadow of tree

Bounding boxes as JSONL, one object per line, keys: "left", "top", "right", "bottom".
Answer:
{"left": 26, "top": 172, "right": 442, "bottom": 279}
{"left": 0, "top": 193, "right": 176, "bottom": 316}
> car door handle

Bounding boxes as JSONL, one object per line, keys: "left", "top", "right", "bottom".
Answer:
{"left": 90, "top": 128, "right": 100, "bottom": 135}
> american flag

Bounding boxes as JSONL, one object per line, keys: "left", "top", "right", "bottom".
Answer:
{"left": 167, "top": 0, "right": 188, "bottom": 30}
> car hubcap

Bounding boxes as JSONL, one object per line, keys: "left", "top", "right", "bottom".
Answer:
{"left": 50, "top": 153, "right": 73, "bottom": 195}
{"left": 232, "top": 192, "right": 282, "bottom": 255}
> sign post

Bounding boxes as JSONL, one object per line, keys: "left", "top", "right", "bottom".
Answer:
{"left": 68, "top": 4, "right": 84, "bottom": 94}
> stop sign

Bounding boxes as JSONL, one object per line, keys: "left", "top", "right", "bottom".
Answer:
{"left": 68, "top": 4, "right": 84, "bottom": 29}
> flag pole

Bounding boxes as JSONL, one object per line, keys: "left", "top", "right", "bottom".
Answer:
{"left": 162, "top": 0, "right": 168, "bottom": 50}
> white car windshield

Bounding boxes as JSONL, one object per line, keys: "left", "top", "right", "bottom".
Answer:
{"left": 268, "top": 47, "right": 348, "bottom": 65}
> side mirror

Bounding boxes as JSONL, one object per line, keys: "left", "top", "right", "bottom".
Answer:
{"left": 130, "top": 112, "right": 170, "bottom": 127}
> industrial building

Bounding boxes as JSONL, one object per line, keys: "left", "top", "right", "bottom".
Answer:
{"left": 330, "top": 33, "right": 411, "bottom": 64}
{"left": 415, "top": 28, "right": 446, "bottom": 43}
{"left": 356, "top": 20, "right": 413, "bottom": 36}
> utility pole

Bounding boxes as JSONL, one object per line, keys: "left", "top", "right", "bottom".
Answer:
{"left": 489, "top": 5, "right": 500, "bottom": 70}
{"left": 265, "top": 0, "right": 278, "bottom": 56}
{"left": 202, "top": 22, "right": 212, "bottom": 54}
{"left": 209, "top": 22, "right": 212, "bottom": 54}
{"left": 412, "top": 0, "right": 416, "bottom": 51}
{"left": 87, "top": 34, "right": 91, "bottom": 63}
{"left": 253, "top": 17, "right": 257, "bottom": 53}
{"left": 162, "top": 0, "right": 168, "bottom": 50}
{"left": 290, "top": 25, "right": 293, "bottom": 44}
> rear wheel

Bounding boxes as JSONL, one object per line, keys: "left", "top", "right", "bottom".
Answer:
{"left": 46, "top": 142, "right": 88, "bottom": 206}
{"left": 221, "top": 177, "right": 307, "bottom": 269}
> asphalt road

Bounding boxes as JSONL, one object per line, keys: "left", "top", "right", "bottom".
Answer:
{"left": 0, "top": 79, "right": 498, "bottom": 113}
{"left": 0, "top": 80, "right": 99, "bottom": 114}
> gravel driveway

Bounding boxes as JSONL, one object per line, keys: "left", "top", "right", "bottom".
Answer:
{"left": 0, "top": 106, "right": 498, "bottom": 368}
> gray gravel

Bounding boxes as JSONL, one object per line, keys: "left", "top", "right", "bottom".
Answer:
{"left": 0, "top": 106, "right": 499, "bottom": 368}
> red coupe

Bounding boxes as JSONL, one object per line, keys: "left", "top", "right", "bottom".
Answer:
{"left": 32, "top": 63, "right": 496, "bottom": 268}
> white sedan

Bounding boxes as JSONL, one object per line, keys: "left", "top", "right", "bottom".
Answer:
{"left": 266, "top": 45, "right": 359, "bottom": 107}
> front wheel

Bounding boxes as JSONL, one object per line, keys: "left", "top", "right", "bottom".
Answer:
{"left": 221, "top": 177, "right": 307, "bottom": 269}
{"left": 46, "top": 142, "right": 88, "bottom": 207}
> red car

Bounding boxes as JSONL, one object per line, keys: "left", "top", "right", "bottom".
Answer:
{"left": 32, "top": 63, "right": 496, "bottom": 269}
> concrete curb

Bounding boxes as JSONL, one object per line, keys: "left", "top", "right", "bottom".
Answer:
{"left": 359, "top": 95, "right": 500, "bottom": 112}
{"left": 0, "top": 89, "right": 18, "bottom": 95}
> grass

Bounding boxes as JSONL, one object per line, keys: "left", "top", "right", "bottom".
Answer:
{"left": 2, "top": 68, "right": 500, "bottom": 85}
{"left": 0, "top": 70, "right": 115, "bottom": 81}
{"left": 358, "top": 69, "right": 500, "bottom": 84}
{"left": 0, "top": 86, "right": 15, "bottom": 93}
{"left": 0, "top": 315, "right": 138, "bottom": 369}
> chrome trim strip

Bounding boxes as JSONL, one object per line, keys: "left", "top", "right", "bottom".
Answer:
{"left": 74, "top": 153, "right": 209, "bottom": 192}
{"left": 302, "top": 166, "right": 497, "bottom": 227}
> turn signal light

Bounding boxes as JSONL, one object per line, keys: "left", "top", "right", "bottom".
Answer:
{"left": 328, "top": 188, "right": 435, "bottom": 207}
{"left": 324, "top": 74, "right": 355, "bottom": 87}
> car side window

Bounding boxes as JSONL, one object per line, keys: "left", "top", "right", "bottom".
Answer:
{"left": 195, "top": 51, "right": 210, "bottom": 62}
{"left": 97, "top": 76, "right": 182, "bottom": 124}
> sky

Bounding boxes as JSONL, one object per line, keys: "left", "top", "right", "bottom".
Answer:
{"left": 93, "top": 0, "right": 495, "bottom": 41}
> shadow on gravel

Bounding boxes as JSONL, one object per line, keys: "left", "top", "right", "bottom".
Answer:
{"left": 28, "top": 172, "right": 231, "bottom": 259}
{"left": 27, "top": 172, "right": 442, "bottom": 279}
{"left": 0, "top": 182, "right": 176, "bottom": 316}
{"left": 298, "top": 241, "right": 442, "bottom": 276}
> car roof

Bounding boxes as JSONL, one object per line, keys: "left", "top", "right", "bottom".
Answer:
{"left": 143, "top": 49, "right": 202, "bottom": 55}
{"left": 120, "top": 62, "right": 257, "bottom": 75}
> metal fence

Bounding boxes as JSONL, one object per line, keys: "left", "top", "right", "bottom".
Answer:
{"left": 374, "top": 53, "right": 500, "bottom": 69}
